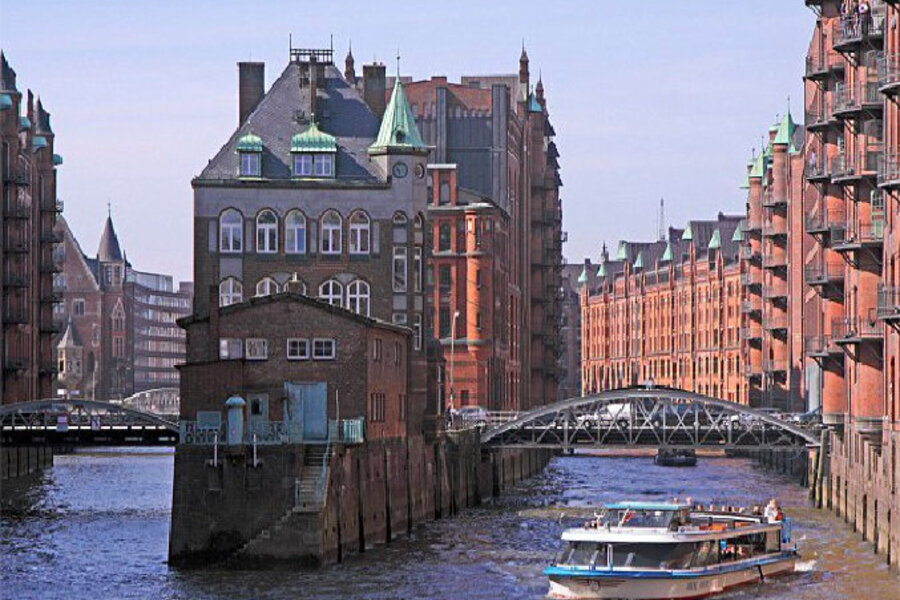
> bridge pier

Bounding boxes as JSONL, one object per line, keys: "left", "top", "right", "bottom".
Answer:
{"left": 1, "top": 445, "right": 54, "bottom": 481}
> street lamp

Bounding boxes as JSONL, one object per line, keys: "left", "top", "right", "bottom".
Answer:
{"left": 449, "top": 309, "right": 461, "bottom": 413}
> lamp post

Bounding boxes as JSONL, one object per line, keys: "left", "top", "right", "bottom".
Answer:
{"left": 449, "top": 309, "right": 461, "bottom": 413}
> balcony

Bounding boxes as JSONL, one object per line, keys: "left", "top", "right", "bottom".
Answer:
{"left": 805, "top": 160, "right": 830, "bottom": 183}
{"left": 763, "top": 359, "right": 789, "bottom": 373}
{"left": 805, "top": 106, "right": 834, "bottom": 133}
{"left": 832, "top": 82, "right": 860, "bottom": 119}
{"left": 805, "top": 207, "right": 844, "bottom": 234}
{"left": 878, "top": 149, "right": 900, "bottom": 188}
{"left": 40, "top": 200, "right": 63, "bottom": 213}
{"left": 831, "top": 220, "right": 884, "bottom": 253}
{"left": 805, "top": 263, "right": 844, "bottom": 287}
{"left": 831, "top": 150, "right": 880, "bottom": 183}
{"left": 741, "top": 216, "right": 761, "bottom": 233}
{"left": 744, "top": 364, "right": 762, "bottom": 379}
{"left": 762, "top": 253, "right": 787, "bottom": 270}
{"left": 832, "top": 9, "right": 885, "bottom": 53}
{"left": 742, "top": 326, "right": 762, "bottom": 342}
{"left": 41, "top": 231, "right": 63, "bottom": 244}
{"left": 762, "top": 219, "right": 787, "bottom": 238}
{"left": 806, "top": 335, "right": 843, "bottom": 358}
{"left": 3, "top": 202, "right": 30, "bottom": 219}
{"left": 3, "top": 239, "right": 28, "bottom": 253}
{"left": 740, "top": 246, "right": 760, "bottom": 262}
{"left": 764, "top": 315, "right": 788, "bottom": 332}
{"left": 741, "top": 298, "right": 762, "bottom": 315}
{"left": 876, "top": 285, "right": 900, "bottom": 321}
{"left": 805, "top": 54, "right": 838, "bottom": 81}
{"left": 762, "top": 190, "right": 787, "bottom": 209}
{"left": 763, "top": 284, "right": 788, "bottom": 301}
{"left": 740, "top": 271, "right": 761, "bottom": 287}
{"left": 878, "top": 53, "right": 900, "bottom": 96}
{"left": 833, "top": 314, "right": 882, "bottom": 345}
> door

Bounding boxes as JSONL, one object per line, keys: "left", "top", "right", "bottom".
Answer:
{"left": 285, "top": 382, "right": 328, "bottom": 441}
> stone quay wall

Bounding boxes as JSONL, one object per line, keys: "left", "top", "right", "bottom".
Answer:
{"left": 168, "top": 431, "right": 552, "bottom": 567}
{"left": 0, "top": 446, "right": 54, "bottom": 481}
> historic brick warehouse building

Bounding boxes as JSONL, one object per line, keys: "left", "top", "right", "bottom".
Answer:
{"left": 580, "top": 214, "right": 747, "bottom": 404}
{"left": 558, "top": 262, "right": 586, "bottom": 401}
{"left": 53, "top": 214, "right": 192, "bottom": 400}
{"left": 0, "top": 53, "right": 62, "bottom": 404}
{"left": 402, "top": 48, "right": 564, "bottom": 412}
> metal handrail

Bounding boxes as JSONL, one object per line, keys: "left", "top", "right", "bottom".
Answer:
{"left": 877, "top": 285, "right": 900, "bottom": 318}
{"left": 832, "top": 314, "right": 882, "bottom": 339}
{"left": 804, "top": 263, "right": 844, "bottom": 283}
{"left": 833, "top": 8, "right": 886, "bottom": 47}
{"left": 764, "top": 315, "right": 789, "bottom": 330}
{"left": 805, "top": 207, "right": 844, "bottom": 231}
{"left": 878, "top": 53, "right": 900, "bottom": 90}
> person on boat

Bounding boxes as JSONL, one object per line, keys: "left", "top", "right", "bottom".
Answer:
{"left": 764, "top": 499, "right": 780, "bottom": 523}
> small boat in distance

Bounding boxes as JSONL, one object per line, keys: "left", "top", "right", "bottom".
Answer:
{"left": 545, "top": 501, "right": 797, "bottom": 600}
{"left": 654, "top": 449, "right": 697, "bottom": 467}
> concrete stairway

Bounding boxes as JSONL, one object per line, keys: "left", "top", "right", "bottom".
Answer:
{"left": 294, "top": 444, "right": 329, "bottom": 512}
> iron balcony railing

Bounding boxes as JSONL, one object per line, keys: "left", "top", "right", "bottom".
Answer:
{"left": 805, "top": 335, "right": 842, "bottom": 357}
{"left": 805, "top": 53, "right": 843, "bottom": 79}
{"left": 3, "top": 201, "right": 30, "bottom": 219}
{"left": 741, "top": 298, "right": 762, "bottom": 314}
{"left": 833, "top": 82, "right": 860, "bottom": 116}
{"left": 876, "top": 285, "right": 900, "bottom": 320}
{"left": 833, "top": 7, "right": 886, "bottom": 49}
{"left": 763, "top": 284, "right": 788, "bottom": 300}
{"left": 763, "top": 359, "right": 789, "bottom": 373}
{"left": 762, "top": 253, "right": 787, "bottom": 269}
{"left": 805, "top": 159, "right": 830, "bottom": 182}
{"left": 744, "top": 363, "right": 762, "bottom": 378}
{"left": 742, "top": 326, "right": 762, "bottom": 341}
{"left": 831, "top": 220, "right": 884, "bottom": 250}
{"left": 741, "top": 216, "right": 762, "bottom": 232}
{"left": 762, "top": 189, "right": 787, "bottom": 209}
{"left": 877, "top": 53, "right": 900, "bottom": 95}
{"left": 805, "top": 207, "right": 844, "bottom": 233}
{"left": 832, "top": 314, "right": 882, "bottom": 343}
{"left": 741, "top": 271, "right": 761, "bottom": 286}
{"left": 805, "top": 106, "right": 832, "bottom": 131}
{"left": 878, "top": 149, "right": 900, "bottom": 187}
{"left": 764, "top": 315, "right": 788, "bottom": 331}
{"left": 804, "top": 263, "right": 844, "bottom": 286}
{"left": 762, "top": 219, "right": 787, "bottom": 238}
{"left": 740, "top": 246, "right": 760, "bottom": 261}
{"left": 831, "top": 150, "right": 881, "bottom": 182}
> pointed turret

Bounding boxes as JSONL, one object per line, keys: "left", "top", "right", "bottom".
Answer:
{"left": 0, "top": 51, "right": 17, "bottom": 92}
{"left": 344, "top": 43, "right": 356, "bottom": 84}
{"left": 518, "top": 44, "right": 529, "bottom": 103}
{"left": 773, "top": 111, "right": 796, "bottom": 146}
{"left": 34, "top": 97, "right": 52, "bottom": 135}
{"left": 57, "top": 317, "right": 82, "bottom": 349}
{"left": 97, "top": 212, "right": 123, "bottom": 262}
{"left": 368, "top": 79, "right": 427, "bottom": 154}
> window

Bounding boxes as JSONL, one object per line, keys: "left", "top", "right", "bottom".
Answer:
{"left": 372, "top": 338, "right": 382, "bottom": 361}
{"left": 414, "top": 213, "right": 424, "bottom": 230}
{"left": 439, "top": 264, "right": 452, "bottom": 294}
{"left": 314, "top": 154, "right": 333, "bottom": 177}
{"left": 394, "top": 341, "right": 402, "bottom": 366}
{"left": 439, "top": 306, "right": 451, "bottom": 338}
{"left": 287, "top": 338, "right": 310, "bottom": 360}
{"left": 393, "top": 211, "right": 408, "bottom": 226}
{"left": 313, "top": 338, "right": 336, "bottom": 360}
{"left": 73, "top": 298, "right": 85, "bottom": 316}
{"left": 438, "top": 223, "right": 451, "bottom": 251}
{"left": 240, "top": 152, "right": 260, "bottom": 177}
{"left": 219, "top": 277, "right": 243, "bottom": 307}
{"left": 439, "top": 182, "right": 451, "bottom": 205}
{"left": 346, "top": 279, "right": 370, "bottom": 316}
{"left": 321, "top": 210, "right": 342, "bottom": 254}
{"left": 318, "top": 279, "right": 343, "bottom": 306}
{"left": 219, "top": 337, "right": 243, "bottom": 359}
{"left": 399, "top": 393, "right": 406, "bottom": 421}
{"left": 285, "top": 210, "right": 306, "bottom": 254}
{"left": 256, "top": 209, "right": 278, "bottom": 253}
{"left": 111, "top": 304, "right": 125, "bottom": 331}
{"left": 413, "top": 314, "right": 423, "bottom": 351}
{"left": 349, "top": 211, "right": 370, "bottom": 255}
{"left": 475, "top": 268, "right": 482, "bottom": 288}
{"left": 293, "top": 154, "right": 313, "bottom": 176}
{"left": 392, "top": 312, "right": 408, "bottom": 325}
{"left": 219, "top": 209, "right": 243, "bottom": 253}
{"left": 474, "top": 219, "right": 482, "bottom": 247}
{"left": 413, "top": 247, "right": 422, "bottom": 293}
{"left": 393, "top": 246, "right": 407, "bottom": 292}
{"left": 113, "top": 336, "right": 125, "bottom": 358}
{"left": 245, "top": 338, "right": 268, "bottom": 360}
{"left": 369, "top": 392, "right": 385, "bottom": 422}
{"left": 255, "top": 277, "right": 279, "bottom": 296}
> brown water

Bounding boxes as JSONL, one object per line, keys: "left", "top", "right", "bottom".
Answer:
{"left": 1, "top": 448, "right": 898, "bottom": 600}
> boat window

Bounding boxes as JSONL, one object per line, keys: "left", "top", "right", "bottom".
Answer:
{"left": 557, "top": 542, "right": 604, "bottom": 567}
{"left": 717, "top": 533, "right": 769, "bottom": 562}
{"left": 602, "top": 508, "right": 676, "bottom": 528}
{"left": 689, "top": 541, "right": 719, "bottom": 567}
{"left": 765, "top": 530, "right": 781, "bottom": 553}
{"left": 610, "top": 543, "right": 695, "bottom": 570}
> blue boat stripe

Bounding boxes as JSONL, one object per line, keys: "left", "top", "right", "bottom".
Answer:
{"left": 544, "top": 552, "right": 794, "bottom": 580}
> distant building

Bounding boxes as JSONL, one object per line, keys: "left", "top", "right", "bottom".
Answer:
{"left": 53, "top": 214, "right": 192, "bottom": 400}
{"left": 558, "top": 262, "right": 586, "bottom": 401}
{"left": 0, "top": 52, "right": 62, "bottom": 404}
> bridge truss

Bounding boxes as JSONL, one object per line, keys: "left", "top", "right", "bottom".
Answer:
{"left": 481, "top": 388, "right": 820, "bottom": 452}
{"left": 0, "top": 399, "right": 179, "bottom": 446}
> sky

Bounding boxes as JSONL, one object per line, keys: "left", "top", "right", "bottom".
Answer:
{"left": 1, "top": 1, "right": 813, "bottom": 283}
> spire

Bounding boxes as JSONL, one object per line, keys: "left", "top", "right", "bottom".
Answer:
{"left": 368, "top": 78, "right": 426, "bottom": 153}
{"left": 773, "top": 110, "right": 796, "bottom": 146}
{"left": 518, "top": 42, "right": 529, "bottom": 102}
{"left": 57, "top": 316, "right": 82, "bottom": 349}
{"left": 0, "top": 51, "right": 16, "bottom": 92}
{"left": 97, "top": 209, "right": 123, "bottom": 262}
{"left": 344, "top": 41, "right": 355, "bottom": 84}
{"left": 34, "top": 96, "right": 52, "bottom": 135}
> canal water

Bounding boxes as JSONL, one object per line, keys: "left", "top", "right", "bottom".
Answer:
{"left": 1, "top": 448, "right": 898, "bottom": 600}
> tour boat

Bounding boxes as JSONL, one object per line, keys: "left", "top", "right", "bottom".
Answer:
{"left": 545, "top": 501, "right": 797, "bottom": 600}
{"left": 653, "top": 449, "right": 697, "bottom": 468}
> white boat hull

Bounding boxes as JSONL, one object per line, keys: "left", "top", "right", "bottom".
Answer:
{"left": 547, "top": 556, "right": 796, "bottom": 600}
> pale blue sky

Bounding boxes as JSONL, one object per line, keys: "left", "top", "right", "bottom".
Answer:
{"left": 1, "top": 1, "right": 812, "bottom": 283}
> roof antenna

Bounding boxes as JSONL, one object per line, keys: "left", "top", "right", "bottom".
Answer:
{"left": 330, "top": 34, "right": 333, "bottom": 54}
{"left": 658, "top": 198, "right": 666, "bottom": 241}
{"left": 396, "top": 48, "right": 401, "bottom": 78}
{"left": 107, "top": 201, "right": 111, "bottom": 218}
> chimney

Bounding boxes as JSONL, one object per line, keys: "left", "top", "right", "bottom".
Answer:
{"left": 308, "top": 55, "right": 318, "bottom": 119}
{"left": 363, "top": 63, "right": 387, "bottom": 119}
{"left": 238, "top": 62, "right": 265, "bottom": 125}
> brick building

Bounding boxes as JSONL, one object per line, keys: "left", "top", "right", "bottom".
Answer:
{"left": 558, "top": 262, "right": 586, "bottom": 401}
{"left": 53, "top": 213, "right": 192, "bottom": 399}
{"left": 0, "top": 52, "right": 62, "bottom": 404}
{"left": 580, "top": 214, "right": 746, "bottom": 404}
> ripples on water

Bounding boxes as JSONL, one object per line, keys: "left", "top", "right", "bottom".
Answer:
{"left": 1, "top": 448, "right": 898, "bottom": 600}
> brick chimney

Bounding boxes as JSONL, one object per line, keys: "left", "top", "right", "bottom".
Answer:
{"left": 363, "top": 63, "right": 386, "bottom": 119}
{"left": 238, "top": 62, "right": 265, "bottom": 124}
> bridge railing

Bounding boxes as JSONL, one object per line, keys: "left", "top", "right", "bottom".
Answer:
{"left": 179, "top": 418, "right": 366, "bottom": 446}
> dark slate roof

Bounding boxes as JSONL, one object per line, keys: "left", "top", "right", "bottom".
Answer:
{"left": 97, "top": 215, "right": 123, "bottom": 261}
{"left": 0, "top": 52, "right": 16, "bottom": 92}
{"left": 198, "top": 63, "right": 382, "bottom": 181}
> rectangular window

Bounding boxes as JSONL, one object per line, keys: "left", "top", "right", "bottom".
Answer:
{"left": 219, "top": 338, "right": 243, "bottom": 359}
{"left": 286, "top": 338, "right": 310, "bottom": 360}
{"left": 373, "top": 338, "right": 382, "bottom": 361}
{"left": 392, "top": 312, "right": 408, "bottom": 326}
{"left": 245, "top": 338, "right": 268, "bottom": 360}
{"left": 393, "top": 246, "right": 408, "bottom": 292}
{"left": 439, "top": 307, "right": 451, "bottom": 338}
{"left": 113, "top": 336, "right": 125, "bottom": 358}
{"left": 394, "top": 341, "right": 402, "bottom": 366}
{"left": 73, "top": 298, "right": 85, "bottom": 316}
{"left": 439, "top": 264, "right": 451, "bottom": 295}
{"left": 314, "top": 154, "right": 333, "bottom": 177}
{"left": 413, "top": 314, "right": 423, "bottom": 351}
{"left": 240, "top": 152, "right": 260, "bottom": 177}
{"left": 313, "top": 338, "right": 336, "bottom": 360}
{"left": 293, "top": 154, "right": 313, "bottom": 176}
{"left": 399, "top": 393, "right": 406, "bottom": 421}
{"left": 413, "top": 247, "right": 422, "bottom": 293}
{"left": 474, "top": 219, "right": 482, "bottom": 247}
{"left": 475, "top": 268, "right": 482, "bottom": 288}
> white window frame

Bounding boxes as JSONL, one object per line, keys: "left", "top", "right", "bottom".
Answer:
{"left": 349, "top": 211, "right": 371, "bottom": 255}
{"left": 320, "top": 210, "right": 342, "bottom": 255}
{"left": 346, "top": 279, "right": 370, "bottom": 316}
{"left": 219, "top": 337, "right": 243, "bottom": 360}
{"left": 239, "top": 152, "right": 260, "bottom": 177}
{"left": 393, "top": 211, "right": 408, "bottom": 226}
{"left": 219, "top": 277, "right": 243, "bottom": 307}
{"left": 256, "top": 209, "right": 278, "bottom": 254}
{"left": 314, "top": 154, "right": 334, "bottom": 177}
{"left": 219, "top": 209, "right": 243, "bottom": 253}
{"left": 285, "top": 210, "right": 307, "bottom": 254}
{"left": 293, "top": 154, "right": 313, "bottom": 177}
{"left": 393, "top": 246, "right": 407, "bottom": 292}
{"left": 318, "top": 279, "right": 343, "bottom": 306}
{"left": 245, "top": 338, "right": 268, "bottom": 360}
{"left": 413, "top": 314, "right": 423, "bottom": 351}
{"left": 286, "top": 338, "right": 310, "bottom": 360}
{"left": 255, "top": 277, "right": 279, "bottom": 297}
{"left": 413, "top": 247, "right": 423, "bottom": 293}
{"left": 313, "top": 338, "right": 336, "bottom": 360}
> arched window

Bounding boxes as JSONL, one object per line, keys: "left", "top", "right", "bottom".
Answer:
{"left": 393, "top": 211, "right": 408, "bottom": 226}
{"left": 285, "top": 210, "right": 306, "bottom": 254}
{"left": 219, "top": 277, "right": 243, "bottom": 307}
{"left": 220, "top": 209, "right": 243, "bottom": 253}
{"left": 349, "top": 211, "right": 370, "bottom": 255}
{"left": 111, "top": 302, "right": 125, "bottom": 331}
{"left": 414, "top": 213, "right": 424, "bottom": 230}
{"left": 255, "top": 277, "right": 279, "bottom": 297}
{"left": 318, "top": 279, "right": 343, "bottom": 306}
{"left": 321, "top": 210, "right": 342, "bottom": 254}
{"left": 346, "top": 280, "right": 370, "bottom": 316}
{"left": 439, "top": 182, "right": 451, "bottom": 205}
{"left": 256, "top": 209, "right": 278, "bottom": 253}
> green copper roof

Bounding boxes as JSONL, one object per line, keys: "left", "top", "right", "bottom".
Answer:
{"left": 773, "top": 112, "right": 796, "bottom": 146}
{"left": 291, "top": 121, "right": 336, "bottom": 153}
{"left": 0, "top": 93, "right": 11, "bottom": 110}
{"left": 789, "top": 143, "right": 801, "bottom": 155}
{"left": 577, "top": 266, "right": 587, "bottom": 284}
{"left": 597, "top": 261, "right": 607, "bottom": 277}
{"left": 739, "top": 172, "right": 750, "bottom": 189}
{"left": 732, "top": 226, "right": 744, "bottom": 242}
{"left": 18, "top": 115, "right": 30, "bottom": 130}
{"left": 633, "top": 251, "right": 643, "bottom": 270}
{"left": 681, "top": 224, "right": 693, "bottom": 241}
{"left": 708, "top": 229, "right": 722, "bottom": 250}
{"left": 236, "top": 132, "right": 263, "bottom": 153}
{"left": 369, "top": 80, "right": 426, "bottom": 153}
{"left": 616, "top": 241, "right": 628, "bottom": 261}
{"left": 31, "top": 136, "right": 47, "bottom": 151}
{"left": 528, "top": 94, "right": 542, "bottom": 113}
{"left": 748, "top": 153, "right": 765, "bottom": 179}
{"left": 763, "top": 143, "right": 773, "bottom": 159}
{"left": 53, "top": 153, "right": 63, "bottom": 166}
{"left": 661, "top": 241, "right": 673, "bottom": 262}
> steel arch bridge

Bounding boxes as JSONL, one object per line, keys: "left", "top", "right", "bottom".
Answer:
{"left": 481, "top": 387, "right": 820, "bottom": 452}
{"left": 0, "top": 399, "right": 179, "bottom": 446}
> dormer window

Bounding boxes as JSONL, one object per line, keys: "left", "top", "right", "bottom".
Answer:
{"left": 235, "top": 132, "right": 263, "bottom": 178}
{"left": 291, "top": 121, "right": 337, "bottom": 179}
